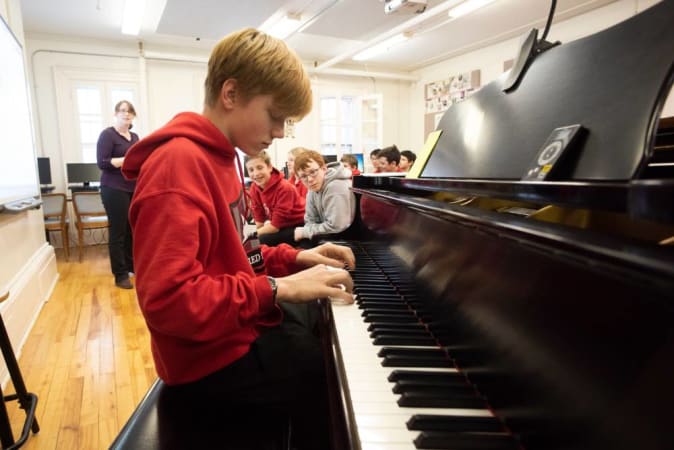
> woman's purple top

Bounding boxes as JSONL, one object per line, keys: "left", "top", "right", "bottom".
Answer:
{"left": 96, "top": 126, "right": 139, "bottom": 192}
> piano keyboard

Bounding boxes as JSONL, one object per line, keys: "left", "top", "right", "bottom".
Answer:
{"left": 329, "top": 243, "right": 520, "bottom": 450}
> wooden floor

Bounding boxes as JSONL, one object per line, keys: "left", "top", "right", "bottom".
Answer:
{"left": 5, "top": 245, "right": 155, "bottom": 450}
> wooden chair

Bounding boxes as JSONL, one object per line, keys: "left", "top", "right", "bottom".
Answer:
{"left": 42, "top": 193, "right": 70, "bottom": 260}
{"left": 72, "top": 191, "right": 108, "bottom": 262}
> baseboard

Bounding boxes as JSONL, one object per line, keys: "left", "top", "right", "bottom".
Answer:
{"left": 0, "top": 243, "right": 58, "bottom": 388}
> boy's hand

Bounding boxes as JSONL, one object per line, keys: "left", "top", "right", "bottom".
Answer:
{"left": 276, "top": 264, "right": 354, "bottom": 304}
{"left": 295, "top": 242, "right": 356, "bottom": 270}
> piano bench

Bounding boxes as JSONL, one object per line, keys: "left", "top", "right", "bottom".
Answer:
{"left": 110, "top": 379, "right": 292, "bottom": 450}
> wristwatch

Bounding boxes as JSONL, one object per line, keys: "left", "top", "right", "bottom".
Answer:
{"left": 267, "top": 276, "right": 278, "bottom": 303}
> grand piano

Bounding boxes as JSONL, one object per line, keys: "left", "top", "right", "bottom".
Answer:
{"left": 320, "top": 2, "right": 674, "bottom": 449}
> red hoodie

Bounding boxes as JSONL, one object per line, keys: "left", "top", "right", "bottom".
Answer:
{"left": 287, "top": 173, "right": 308, "bottom": 198}
{"left": 122, "top": 112, "right": 301, "bottom": 385}
{"left": 249, "top": 168, "right": 305, "bottom": 228}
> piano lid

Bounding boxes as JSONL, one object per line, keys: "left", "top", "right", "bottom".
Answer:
{"left": 422, "top": 1, "right": 674, "bottom": 182}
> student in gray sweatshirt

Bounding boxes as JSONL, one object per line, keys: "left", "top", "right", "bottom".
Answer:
{"left": 293, "top": 149, "right": 356, "bottom": 244}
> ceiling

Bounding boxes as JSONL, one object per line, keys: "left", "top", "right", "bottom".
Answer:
{"left": 20, "top": 0, "right": 618, "bottom": 74}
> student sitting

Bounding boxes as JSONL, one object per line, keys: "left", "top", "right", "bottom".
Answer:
{"left": 245, "top": 151, "right": 305, "bottom": 246}
{"left": 293, "top": 150, "right": 356, "bottom": 246}
{"left": 286, "top": 147, "right": 308, "bottom": 198}
{"left": 377, "top": 145, "right": 403, "bottom": 172}
{"left": 369, "top": 148, "right": 382, "bottom": 173}
{"left": 399, "top": 149, "right": 417, "bottom": 172}
{"left": 340, "top": 153, "right": 361, "bottom": 177}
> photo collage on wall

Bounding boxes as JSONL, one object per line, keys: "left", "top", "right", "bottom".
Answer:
{"left": 424, "top": 70, "right": 481, "bottom": 136}
{"left": 284, "top": 119, "right": 296, "bottom": 138}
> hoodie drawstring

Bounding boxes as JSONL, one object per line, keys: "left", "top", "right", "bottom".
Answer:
{"left": 235, "top": 154, "right": 252, "bottom": 221}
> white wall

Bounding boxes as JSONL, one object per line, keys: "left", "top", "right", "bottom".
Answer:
{"left": 27, "top": 36, "right": 413, "bottom": 175}
{"left": 0, "top": 0, "right": 58, "bottom": 388}
{"left": 409, "top": 0, "right": 672, "bottom": 152}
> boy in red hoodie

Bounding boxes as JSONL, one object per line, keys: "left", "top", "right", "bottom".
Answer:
{"left": 245, "top": 150, "right": 305, "bottom": 246}
{"left": 286, "top": 146, "right": 308, "bottom": 198}
{"left": 122, "top": 28, "right": 354, "bottom": 449}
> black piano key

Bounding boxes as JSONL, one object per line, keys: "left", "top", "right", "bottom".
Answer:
{"left": 373, "top": 335, "right": 437, "bottom": 346}
{"left": 355, "top": 287, "right": 399, "bottom": 294}
{"left": 363, "top": 314, "right": 421, "bottom": 323}
{"left": 407, "top": 415, "right": 504, "bottom": 432}
{"left": 378, "top": 347, "right": 447, "bottom": 358}
{"left": 358, "top": 296, "right": 419, "bottom": 303}
{"left": 358, "top": 301, "right": 415, "bottom": 310}
{"left": 382, "top": 355, "right": 453, "bottom": 368}
{"left": 362, "top": 308, "right": 417, "bottom": 317}
{"left": 370, "top": 327, "right": 430, "bottom": 336}
{"left": 357, "top": 294, "right": 407, "bottom": 301}
{"left": 394, "top": 382, "right": 475, "bottom": 396}
{"left": 393, "top": 378, "right": 473, "bottom": 393}
{"left": 363, "top": 311, "right": 433, "bottom": 322}
{"left": 367, "top": 322, "right": 426, "bottom": 332}
{"left": 414, "top": 431, "right": 519, "bottom": 450}
{"left": 388, "top": 370, "right": 466, "bottom": 383}
{"left": 398, "top": 390, "right": 487, "bottom": 408}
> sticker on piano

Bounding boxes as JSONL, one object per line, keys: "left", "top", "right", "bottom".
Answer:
{"left": 522, "top": 124, "right": 586, "bottom": 181}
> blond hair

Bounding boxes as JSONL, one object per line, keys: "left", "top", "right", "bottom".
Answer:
{"left": 289, "top": 147, "right": 309, "bottom": 158}
{"left": 205, "top": 28, "right": 312, "bottom": 120}
{"left": 340, "top": 154, "right": 358, "bottom": 169}
{"left": 244, "top": 150, "right": 272, "bottom": 166}
{"left": 294, "top": 150, "right": 325, "bottom": 174}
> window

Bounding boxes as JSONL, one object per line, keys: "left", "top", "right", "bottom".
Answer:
{"left": 73, "top": 82, "right": 137, "bottom": 162}
{"left": 320, "top": 95, "right": 356, "bottom": 156}
{"left": 318, "top": 92, "right": 382, "bottom": 164}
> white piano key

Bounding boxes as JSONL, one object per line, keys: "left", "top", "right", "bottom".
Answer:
{"left": 358, "top": 427, "right": 419, "bottom": 443}
{"left": 361, "top": 443, "right": 416, "bottom": 450}
{"left": 353, "top": 402, "right": 492, "bottom": 417}
{"left": 330, "top": 301, "right": 494, "bottom": 450}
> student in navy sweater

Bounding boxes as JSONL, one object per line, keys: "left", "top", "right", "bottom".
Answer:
{"left": 245, "top": 150, "right": 305, "bottom": 246}
{"left": 96, "top": 100, "right": 139, "bottom": 289}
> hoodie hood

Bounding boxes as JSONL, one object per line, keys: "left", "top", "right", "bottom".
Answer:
{"left": 123, "top": 112, "right": 235, "bottom": 180}
{"left": 323, "top": 161, "right": 352, "bottom": 188}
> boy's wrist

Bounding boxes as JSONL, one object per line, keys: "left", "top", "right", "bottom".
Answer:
{"left": 267, "top": 276, "right": 278, "bottom": 304}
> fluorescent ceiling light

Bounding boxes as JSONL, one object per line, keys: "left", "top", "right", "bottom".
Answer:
{"left": 122, "top": 0, "right": 147, "bottom": 35}
{"left": 261, "top": 13, "right": 303, "bottom": 39}
{"left": 447, "top": 0, "right": 496, "bottom": 19}
{"left": 353, "top": 33, "right": 411, "bottom": 61}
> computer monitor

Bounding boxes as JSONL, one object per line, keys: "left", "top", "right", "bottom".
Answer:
{"left": 37, "top": 157, "right": 52, "bottom": 185}
{"left": 352, "top": 153, "right": 364, "bottom": 172}
{"left": 66, "top": 163, "right": 101, "bottom": 186}
{"left": 322, "top": 154, "right": 338, "bottom": 164}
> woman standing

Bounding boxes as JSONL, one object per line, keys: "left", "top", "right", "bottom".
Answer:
{"left": 97, "top": 100, "right": 139, "bottom": 289}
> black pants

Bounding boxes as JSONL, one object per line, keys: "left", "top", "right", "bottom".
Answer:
{"left": 259, "top": 226, "right": 301, "bottom": 247}
{"left": 100, "top": 186, "right": 134, "bottom": 281}
{"left": 158, "top": 302, "right": 330, "bottom": 450}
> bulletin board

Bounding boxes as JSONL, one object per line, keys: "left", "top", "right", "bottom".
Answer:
{"left": 423, "top": 70, "right": 481, "bottom": 137}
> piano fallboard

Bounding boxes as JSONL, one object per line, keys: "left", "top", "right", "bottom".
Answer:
{"left": 321, "top": 190, "right": 674, "bottom": 450}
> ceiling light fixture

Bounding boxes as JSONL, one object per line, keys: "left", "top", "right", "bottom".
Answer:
{"left": 261, "top": 13, "right": 303, "bottom": 40}
{"left": 447, "top": 0, "right": 496, "bottom": 19}
{"left": 353, "top": 32, "right": 412, "bottom": 61}
{"left": 121, "top": 0, "right": 147, "bottom": 35}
